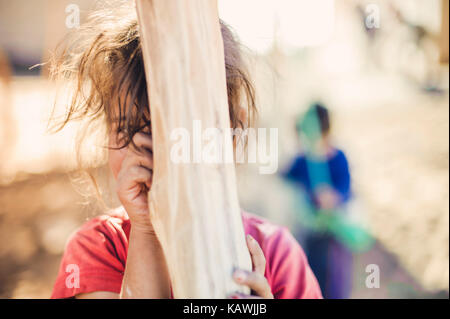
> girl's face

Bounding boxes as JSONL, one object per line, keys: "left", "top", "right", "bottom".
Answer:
{"left": 107, "top": 97, "right": 151, "bottom": 180}
{"left": 107, "top": 97, "right": 246, "bottom": 180}
{"left": 108, "top": 128, "right": 127, "bottom": 180}
{"left": 107, "top": 98, "right": 132, "bottom": 180}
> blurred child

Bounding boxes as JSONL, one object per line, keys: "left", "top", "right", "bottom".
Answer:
{"left": 283, "top": 103, "right": 353, "bottom": 299}
{"left": 50, "top": 3, "right": 322, "bottom": 299}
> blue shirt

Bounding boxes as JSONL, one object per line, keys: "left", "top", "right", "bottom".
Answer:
{"left": 283, "top": 149, "right": 351, "bottom": 208}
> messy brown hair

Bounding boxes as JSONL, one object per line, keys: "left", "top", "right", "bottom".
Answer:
{"left": 51, "top": 4, "right": 256, "bottom": 154}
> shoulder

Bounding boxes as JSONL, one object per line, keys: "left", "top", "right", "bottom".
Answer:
{"left": 330, "top": 148, "right": 348, "bottom": 162}
{"left": 242, "top": 211, "right": 281, "bottom": 238}
{"left": 51, "top": 207, "right": 130, "bottom": 298}
{"left": 242, "top": 211, "right": 303, "bottom": 246}
{"left": 241, "top": 212, "right": 322, "bottom": 299}
{"left": 75, "top": 206, "right": 130, "bottom": 238}
{"left": 242, "top": 211, "right": 304, "bottom": 261}
{"left": 327, "top": 148, "right": 350, "bottom": 170}
{"left": 292, "top": 153, "right": 307, "bottom": 165}
{"left": 282, "top": 154, "right": 307, "bottom": 179}
{"left": 66, "top": 207, "right": 131, "bottom": 254}
{"left": 73, "top": 206, "right": 131, "bottom": 258}
{"left": 242, "top": 212, "right": 299, "bottom": 269}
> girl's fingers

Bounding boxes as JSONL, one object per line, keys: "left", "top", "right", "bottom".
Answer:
{"left": 231, "top": 235, "right": 273, "bottom": 299}
{"left": 122, "top": 148, "right": 154, "bottom": 170}
{"left": 135, "top": 149, "right": 153, "bottom": 169}
{"left": 132, "top": 132, "right": 153, "bottom": 152}
{"left": 246, "top": 235, "right": 266, "bottom": 275}
{"left": 118, "top": 165, "right": 153, "bottom": 187}
{"left": 233, "top": 269, "right": 273, "bottom": 299}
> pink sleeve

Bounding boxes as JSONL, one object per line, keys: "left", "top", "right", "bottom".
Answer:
{"left": 264, "top": 227, "right": 323, "bottom": 299}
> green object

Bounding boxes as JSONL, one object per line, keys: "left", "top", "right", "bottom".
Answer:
{"left": 321, "top": 210, "right": 374, "bottom": 252}
{"left": 291, "top": 193, "right": 374, "bottom": 253}
{"left": 299, "top": 205, "right": 375, "bottom": 252}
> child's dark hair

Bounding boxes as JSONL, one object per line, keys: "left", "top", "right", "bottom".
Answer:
{"left": 311, "top": 103, "right": 330, "bottom": 135}
{"left": 296, "top": 102, "right": 330, "bottom": 137}
{"left": 50, "top": 4, "right": 256, "bottom": 151}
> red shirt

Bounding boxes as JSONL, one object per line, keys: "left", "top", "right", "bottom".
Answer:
{"left": 51, "top": 207, "right": 322, "bottom": 299}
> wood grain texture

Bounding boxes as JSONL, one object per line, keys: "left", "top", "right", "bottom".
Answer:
{"left": 440, "top": 0, "right": 449, "bottom": 63}
{"left": 135, "top": 0, "right": 252, "bottom": 298}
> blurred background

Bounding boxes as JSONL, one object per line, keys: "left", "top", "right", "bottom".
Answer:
{"left": 0, "top": 0, "right": 448, "bottom": 298}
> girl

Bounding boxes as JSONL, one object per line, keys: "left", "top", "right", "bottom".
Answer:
{"left": 50, "top": 4, "right": 322, "bottom": 299}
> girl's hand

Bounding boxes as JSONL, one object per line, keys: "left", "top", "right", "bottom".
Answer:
{"left": 116, "top": 132, "right": 154, "bottom": 232}
{"left": 229, "top": 234, "right": 274, "bottom": 299}
{"left": 315, "top": 186, "right": 340, "bottom": 211}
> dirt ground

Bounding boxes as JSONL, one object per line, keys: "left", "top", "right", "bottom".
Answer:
{"left": 0, "top": 169, "right": 106, "bottom": 298}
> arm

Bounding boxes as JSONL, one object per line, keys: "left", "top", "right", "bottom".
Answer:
{"left": 77, "top": 132, "right": 171, "bottom": 299}
{"left": 77, "top": 229, "right": 170, "bottom": 299}
{"left": 329, "top": 151, "right": 351, "bottom": 205}
{"left": 280, "top": 156, "right": 302, "bottom": 183}
{"left": 116, "top": 133, "right": 171, "bottom": 298}
{"left": 120, "top": 227, "right": 171, "bottom": 298}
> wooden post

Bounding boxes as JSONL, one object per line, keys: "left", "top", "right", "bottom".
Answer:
{"left": 135, "top": 0, "right": 252, "bottom": 298}
{"left": 440, "top": 0, "right": 449, "bottom": 64}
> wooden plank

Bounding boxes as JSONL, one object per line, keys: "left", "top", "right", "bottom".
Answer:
{"left": 135, "top": 0, "right": 252, "bottom": 298}
{"left": 440, "top": 0, "right": 449, "bottom": 64}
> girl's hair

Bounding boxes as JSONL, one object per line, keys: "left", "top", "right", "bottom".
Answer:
{"left": 51, "top": 4, "right": 256, "bottom": 153}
